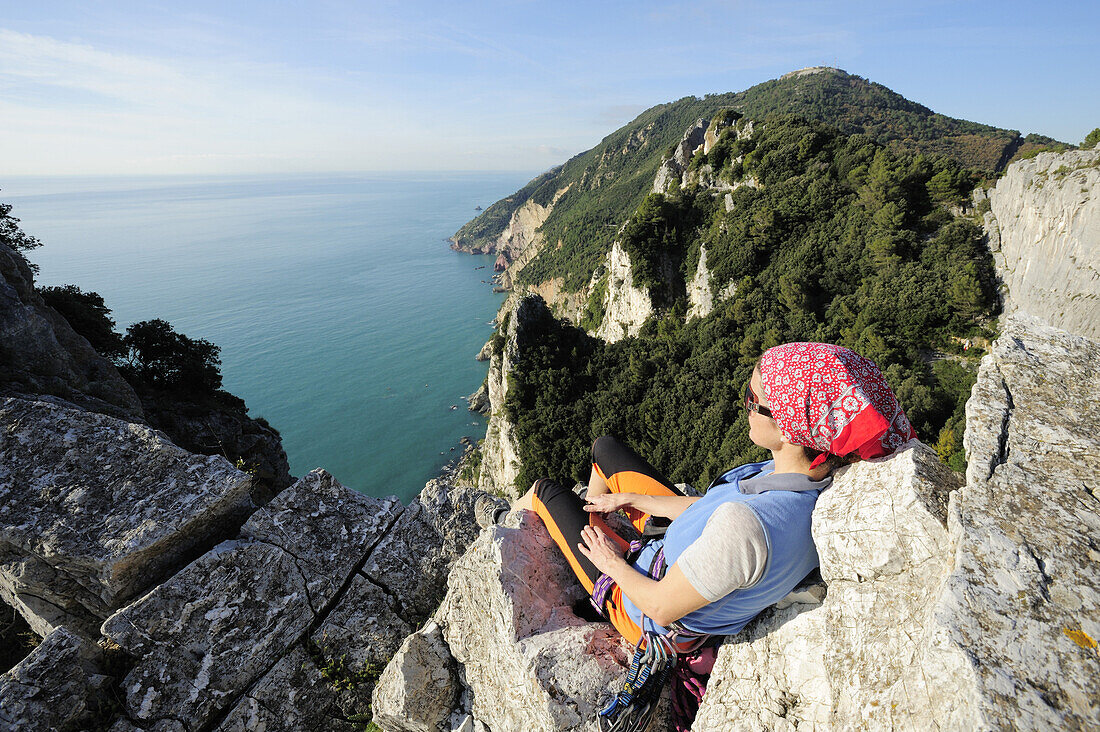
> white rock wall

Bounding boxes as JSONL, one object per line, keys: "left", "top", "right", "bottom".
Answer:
{"left": 595, "top": 241, "right": 654, "bottom": 342}
{"left": 477, "top": 297, "right": 540, "bottom": 498}
{"left": 686, "top": 245, "right": 715, "bottom": 320}
{"left": 986, "top": 149, "right": 1100, "bottom": 339}
{"left": 693, "top": 442, "right": 981, "bottom": 731}
{"left": 944, "top": 314, "right": 1100, "bottom": 729}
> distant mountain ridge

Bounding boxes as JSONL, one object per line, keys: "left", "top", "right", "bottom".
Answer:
{"left": 451, "top": 68, "right": 1041, "bottom": 290}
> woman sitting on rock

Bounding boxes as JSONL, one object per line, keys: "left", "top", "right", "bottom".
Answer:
{"left": 504, "top": 342, "right": 915, "bottom": 728}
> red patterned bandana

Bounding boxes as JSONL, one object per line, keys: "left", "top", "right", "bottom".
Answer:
{"left": 758, "top": 343, "right": 916, "bottom": 468}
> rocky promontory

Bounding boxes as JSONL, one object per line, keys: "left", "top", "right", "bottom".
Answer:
{"left": 1, "top": 399, "right": 495, "bottom": 730}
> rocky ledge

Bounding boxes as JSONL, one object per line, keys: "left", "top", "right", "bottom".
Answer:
{"left": 0, "top": 396, "right": 495, "bottom": 731}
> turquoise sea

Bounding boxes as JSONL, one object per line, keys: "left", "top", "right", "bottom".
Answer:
{"left": 5, "top": 172, "right": 534, "bottom": 502}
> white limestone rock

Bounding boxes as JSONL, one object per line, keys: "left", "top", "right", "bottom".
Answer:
{"left": 478, "top": 296, "right": 538, "bottom": 497}
{"left": 694, "top": 442, "right": 975, "bottom": 731}
{"left": 213, "top": 473, "right": 477, "bottom": 732}
{"left": 101, "top": 469, "right": 405, "bottom": 731}
{"left": 242, "top": 468, "right": 402, "bottom": 612}
{"left": 986, "top": 149, "right": 1100, "bottom": 339}
{"left": 494, "top": 188, "right": 572, "bottom": 291}
{"left": 103, "top": 539, "right": 315, "bottom": 729}
{"left": 686, "top": 245, "right": 715, "bottom": 321}
{"left": 943, "top": 314, "right": 1100, "bottom": 729}
{"left": 363, "top": 478, "right": 486, "bottom": 617}
{"left": 475, "top": 338, "right": 493, "bottom": 362}
{"left": 595, "top": 241, "right": 654, "bottom": 343}
{"left": 372, "top": 620, "right": 460, "bottom": 732}
{"left": 653, "top": 118, "right": 709, "bottom": 193}
{"left": 434, "top": 511, "right": 632, "bottom": 731}
{"left": 0, "top": 397, "right": 253, "bottom": 636}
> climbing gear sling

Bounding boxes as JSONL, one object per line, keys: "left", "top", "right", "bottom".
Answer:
{"left": 590, "top": 525, "right": 713, "bottom": 732}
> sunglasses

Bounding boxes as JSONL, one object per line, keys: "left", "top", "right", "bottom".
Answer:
{"left": 743, "top": 381, "right": 772, "bottom": 418}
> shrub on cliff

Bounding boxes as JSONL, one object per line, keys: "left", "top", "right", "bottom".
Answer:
{"left": 38, "top": 285, "right": 127, "bottom": 359}
{"left": 1082, "top": 128, "right": 1100, "bottom": 150}
{"left": 1, "top": 200, "right": 43, "bottom": 273}
{"left": 119, "top": 318, "right": 223, "bottom": 395}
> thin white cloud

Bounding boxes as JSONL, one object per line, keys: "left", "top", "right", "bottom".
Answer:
{"left": 0, "top": 28, "right": 416, "bottom": 174}
{"left": 0, "top": 29, "right": 199, "bottom": 109}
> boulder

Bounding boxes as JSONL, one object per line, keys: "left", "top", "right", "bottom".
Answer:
{"left": 432, "top": 511, "right": 633, "bottom": 731}
{"left": 372, "top": 620, "right": 460, "bottom": 732}
{"left": 242, "top": 469, "right": 402, "bottom": 613}
{"left": 103, "top": 539, "right": 316, "bottom": 728}
{"left": 0, "top": 397, "right": 254, "bottom": 636}
{"left": 0, "top": 626, "right": 108, "bottom": 731}
{"left": 362, "top": 478, "right": 485, "bottom": 618}
{"left": 95, "top": 470, "right": 487, "bottom": 732}
{"left": 694, "top": 442, "right": 975, "bottom": 730}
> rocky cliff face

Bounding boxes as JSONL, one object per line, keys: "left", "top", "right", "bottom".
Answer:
{"left": 605, "top": 116, "right": 755, "bottom": 333}
{"left": 476, "top": 296, "right": 536, "bottom": 498}
{"left": 594, "top": 241, "right": 654, "bottom": 343}
{"left": 652, "top": 118, "right": 709, "bottom": 194}
{"left": 0, "top": 243, "right": 143, "bottom": 421}
{"left": 982, "top": 149, "right": 1100, "bottom": 339}
{"left": 494, "top": 188, "right": 571, "bottom": 290}
{"left": 685, "top": 244, "right": 737, "bottom": 321}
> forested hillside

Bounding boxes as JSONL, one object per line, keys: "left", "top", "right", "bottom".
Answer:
{"left": 501, "top": 116, "right": 998, "bottom": 489}
{"left": 453, "top": 67, "right": 1030, "bottom": 292}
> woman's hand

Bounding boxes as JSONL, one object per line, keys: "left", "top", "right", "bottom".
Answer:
{"left": 583, "top": 492, "right": 635, "bottom": 514}
{"left": 576, "top": 524, "right": 628, "bottom": 576}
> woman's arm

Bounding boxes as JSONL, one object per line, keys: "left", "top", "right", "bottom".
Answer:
{"left": 576, "top": 525, "right": 709, "bottom": 627}
{"left": 584, "top": 492, "right": 700, "bottom": 521}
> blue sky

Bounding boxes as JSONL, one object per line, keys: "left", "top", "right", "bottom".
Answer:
{"left": 1, "top": 0, "right": 1097, "bottom": 175}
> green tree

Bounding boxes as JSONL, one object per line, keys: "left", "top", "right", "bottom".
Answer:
{"left": 120, "top": 319, "right": 223, "bottom": 394}
{"left": 1082, "top": 128, "right": 1100, "bottom": 150}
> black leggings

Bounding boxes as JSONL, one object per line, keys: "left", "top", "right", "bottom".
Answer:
{"left": 530, "top": 435, "right": 683, "bottom": 644}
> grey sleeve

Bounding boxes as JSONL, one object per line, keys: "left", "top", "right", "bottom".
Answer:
{"left": 674, "top": 502, "right": 769, "bottom": 602}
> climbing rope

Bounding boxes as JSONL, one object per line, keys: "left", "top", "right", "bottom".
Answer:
{"left": 591, "top": 535, "right": 710, "bottom": 732}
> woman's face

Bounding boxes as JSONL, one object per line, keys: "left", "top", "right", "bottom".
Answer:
{"left": 748, "top": 366, "right": 784, "bottom": 451}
